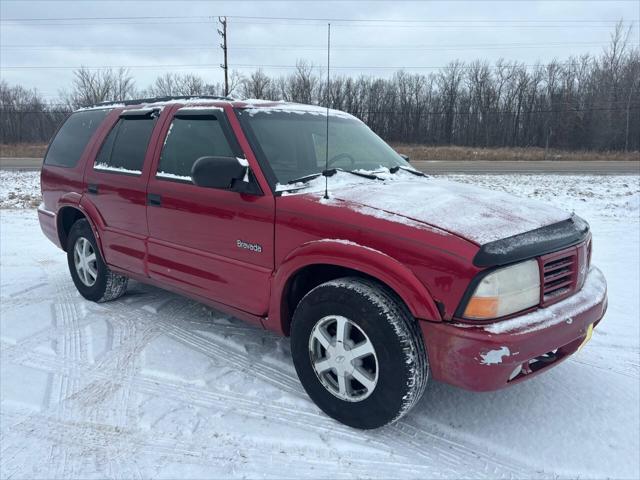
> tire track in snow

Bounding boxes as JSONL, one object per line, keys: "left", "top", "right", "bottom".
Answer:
{"left": 138, "top": 300, "right": 539, "bottom": 477}
{"left": 8, "top": 273, "right": 542, "bottom": 479}
{"left": 132, "top": 288, "right": 543, "bottom": 477}
{"left": 153, "top": 323, "right": 535, "bottom": 476}
{"left": 14, "top": 333, "right": 539, "bottom": 479}
{"left": 568, "top": 356, "right": 639, "bottom": 379}
{"left": 51, "top": 276, "right": 92, "bottom": 479}
{"left": 3, "top": 410, "right": 477, "bottom": 479}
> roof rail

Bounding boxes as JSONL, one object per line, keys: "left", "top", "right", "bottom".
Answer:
{"left": 92, "top": 95, "right": 234, "bottom": 108}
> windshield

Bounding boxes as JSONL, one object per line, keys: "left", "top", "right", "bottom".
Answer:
{"left": 237, "top": 109, "right": 409, "bottom": 185}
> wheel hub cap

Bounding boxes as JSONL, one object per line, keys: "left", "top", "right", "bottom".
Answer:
{"left": 308, "top": 315, "right": 379, "bottom": 402}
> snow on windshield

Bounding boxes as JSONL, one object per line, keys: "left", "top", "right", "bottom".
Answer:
{"left": 275, "top": 167, "right": 420, "bottom": 193}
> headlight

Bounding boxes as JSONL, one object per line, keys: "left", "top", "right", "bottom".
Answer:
{"left": 463, "top": 259, "right": 540, "bottom": 320}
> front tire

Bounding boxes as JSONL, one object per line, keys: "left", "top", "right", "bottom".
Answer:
{"left": 66, "top": 219, "right": 128, "bottom": 302}
{"left": 291, "top": 277, "right": 429, "bottom": 429}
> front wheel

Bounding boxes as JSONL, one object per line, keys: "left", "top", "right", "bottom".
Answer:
{"left": 291, "top": 277, "right": 429, "bottom": 429}
{"left": 66, "top": 219, "right": 128, "bottom": 302}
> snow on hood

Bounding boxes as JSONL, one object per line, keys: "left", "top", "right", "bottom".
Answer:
{"left": 280, "top": 171, "right": 572, "bottom": 245}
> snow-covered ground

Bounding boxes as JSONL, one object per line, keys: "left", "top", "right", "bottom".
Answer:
{"left": 1, "top": 172, "right": 639, "bottom": 479}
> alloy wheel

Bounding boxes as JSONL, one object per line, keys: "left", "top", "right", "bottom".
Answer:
{"left": 73, "top": 237, "right": 98, "bottom": 287}
{"left": 308, "top": 315, "right": 379, "bottom": 402}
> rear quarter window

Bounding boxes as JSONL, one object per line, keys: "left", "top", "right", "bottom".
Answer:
{"left": 44, "top": 109, "right": 111, "bottom": 168}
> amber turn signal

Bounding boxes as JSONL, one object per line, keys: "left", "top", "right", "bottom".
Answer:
{"left": 463, "top": 296, "right": 499, "bottom": 319}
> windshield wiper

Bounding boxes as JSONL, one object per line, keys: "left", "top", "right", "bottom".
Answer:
{"left": 389, "top": 165, "right": 426, "bottom": 177}
{"left": 323, "top": 168, "right": 381, "bottom": 180}
{"left": 286, "top": 168, "right": 380, "bottom": 185}
{"left": 286, "top": 172, "right": 323, "bottom": 184}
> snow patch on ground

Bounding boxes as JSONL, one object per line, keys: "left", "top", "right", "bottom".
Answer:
{"left": 0, "top": 170, "right": 41, "bottom": 208}
{"left": 444, "top": 174, "right": 640, "bottom": 221}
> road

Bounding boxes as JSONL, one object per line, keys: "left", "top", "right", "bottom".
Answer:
{"left": 412, "top": 160, "right": 640, "bottom": 175}
{"left": 1, "top": 157, "right": 639, "bottom": 174}
{"left": 0, "top": 157, "right": 42, "bottom": 170}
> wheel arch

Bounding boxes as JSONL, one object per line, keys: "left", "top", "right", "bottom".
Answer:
{"left": 269, "top": 240, "right": 442, "bottom": 336}
{"left": 56, "top": 197, "right": 105, "bottom": 255}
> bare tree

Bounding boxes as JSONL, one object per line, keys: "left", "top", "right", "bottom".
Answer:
{"left": 0, "top": 81, "right": 68, "bottom": 144}
{"left": 61, "top": 67, "right": 135, "bottom": 108}
{"left": 226, "top": 70, "right": 244, "bottom": 97}
{"left": 4, "top": 23, "right": 638, "bottom": 151}
{"left": 147, "top": 73, "right": 209, "bottom": 96}
{"left": 240, "top": 69, "right": 271, "bottom": 99}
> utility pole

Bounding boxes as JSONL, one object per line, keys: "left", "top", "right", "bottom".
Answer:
{"left": 217, "top": 16, "right": 228, "bottom": 96}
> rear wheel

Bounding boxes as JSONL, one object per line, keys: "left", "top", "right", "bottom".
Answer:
{"left": 66, "top": 219, "right": 128, "bottom": 302}
{"left": 291, "top": 277, "right": 429, "bottom": 429}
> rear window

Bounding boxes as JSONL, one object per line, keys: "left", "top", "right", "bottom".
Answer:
{"left": 157, "top": 117, "right": 234, "bottom": 180}
{"left": 44, "top": 109, "right": 111, "bottom": 168}
{"left": 94, "top": 116, "right": 157, "bottom": 175}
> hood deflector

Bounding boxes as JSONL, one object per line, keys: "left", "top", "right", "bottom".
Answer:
{"left": 473, "top": 215, "right": 590, "bottom": 267}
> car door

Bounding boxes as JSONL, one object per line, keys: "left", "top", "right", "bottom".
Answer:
{"left": 146, "top": 105, "right": 275, "bottom": 317}
{"left": 84, "top": 108, "right": 166, "bottom": 275}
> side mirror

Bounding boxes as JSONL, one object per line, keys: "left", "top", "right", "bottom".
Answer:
{"left": 191, "top": 156, "right": 246, "bottom": 190}
{"left": 399, "top": 153, "right": 410, "bottom": 163}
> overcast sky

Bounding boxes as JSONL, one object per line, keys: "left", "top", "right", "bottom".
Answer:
{"left": 1, "top": 0, "right": 638, "bottom": 102}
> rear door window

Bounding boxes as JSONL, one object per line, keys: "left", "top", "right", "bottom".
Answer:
{"left": 94, "top": 115, "right": 157, "bottom": 175}
{"left": 44, "top": 109, "right": 111, "bottom": 168}
{"left": 157, "top": 116, "right": 234, "bottom": 181}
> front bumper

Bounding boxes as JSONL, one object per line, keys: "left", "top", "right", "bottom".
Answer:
{"left": 420, "top": 267, "right": 608, "bottom": 391}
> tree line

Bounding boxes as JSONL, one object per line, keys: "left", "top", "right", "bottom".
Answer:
{"left": 1, "top": 23, "right": 638, "bottom": 151}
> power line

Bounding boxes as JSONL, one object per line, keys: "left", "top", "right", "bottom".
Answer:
{"left": 0, "top": 42, "right": 611, "bottom": 51}
{"left": 0, "top": 61, "right": 609, "bottom": 71}
{"left": 0, "top": 20, "right": 624, "bottom": 29}
{"left": 0, "top": 14, "right": 626, "bottom": 23}
{"left": 0, "top": 15, "right": 632, "bottom": 29}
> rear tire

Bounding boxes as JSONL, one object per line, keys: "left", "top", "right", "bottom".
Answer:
{"left": 291, "top": 277, "right": 429, "bottom": 429}
{"left": 66, "top": 219, "right": 128, "bottom": 302}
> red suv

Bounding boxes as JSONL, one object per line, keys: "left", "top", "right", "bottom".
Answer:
{"left": 39, "top": 96, "right": 608, "bottom": 429}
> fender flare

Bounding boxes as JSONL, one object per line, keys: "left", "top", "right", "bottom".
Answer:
{"left": 56, "top": 194, "right": 106, "bottom": 256}
{"left": 269, "top": 239, "right": 441, "bottom": 335}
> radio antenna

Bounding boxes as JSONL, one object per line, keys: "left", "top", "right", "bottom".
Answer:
{"left": 323, "top": 23, "right": 331, "bottom": 200}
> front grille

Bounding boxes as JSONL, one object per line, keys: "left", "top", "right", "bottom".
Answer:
{"left": 539, "top": 239, "right": 589, "bottom": 307}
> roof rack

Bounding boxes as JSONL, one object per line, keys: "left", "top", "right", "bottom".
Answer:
{"left": 93, "top": 95, "right": 234, "bottom": 107}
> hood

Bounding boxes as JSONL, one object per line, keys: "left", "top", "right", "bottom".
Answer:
{"left": 331, "top": 177, "right": 572, "bottom": 246}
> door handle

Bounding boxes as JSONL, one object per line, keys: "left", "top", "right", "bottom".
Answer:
{"left": 147, "top": 193, "right": 162, "bottom": 207}
{"left": 87, "top": 184, "right": 98, "bottom": 194}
